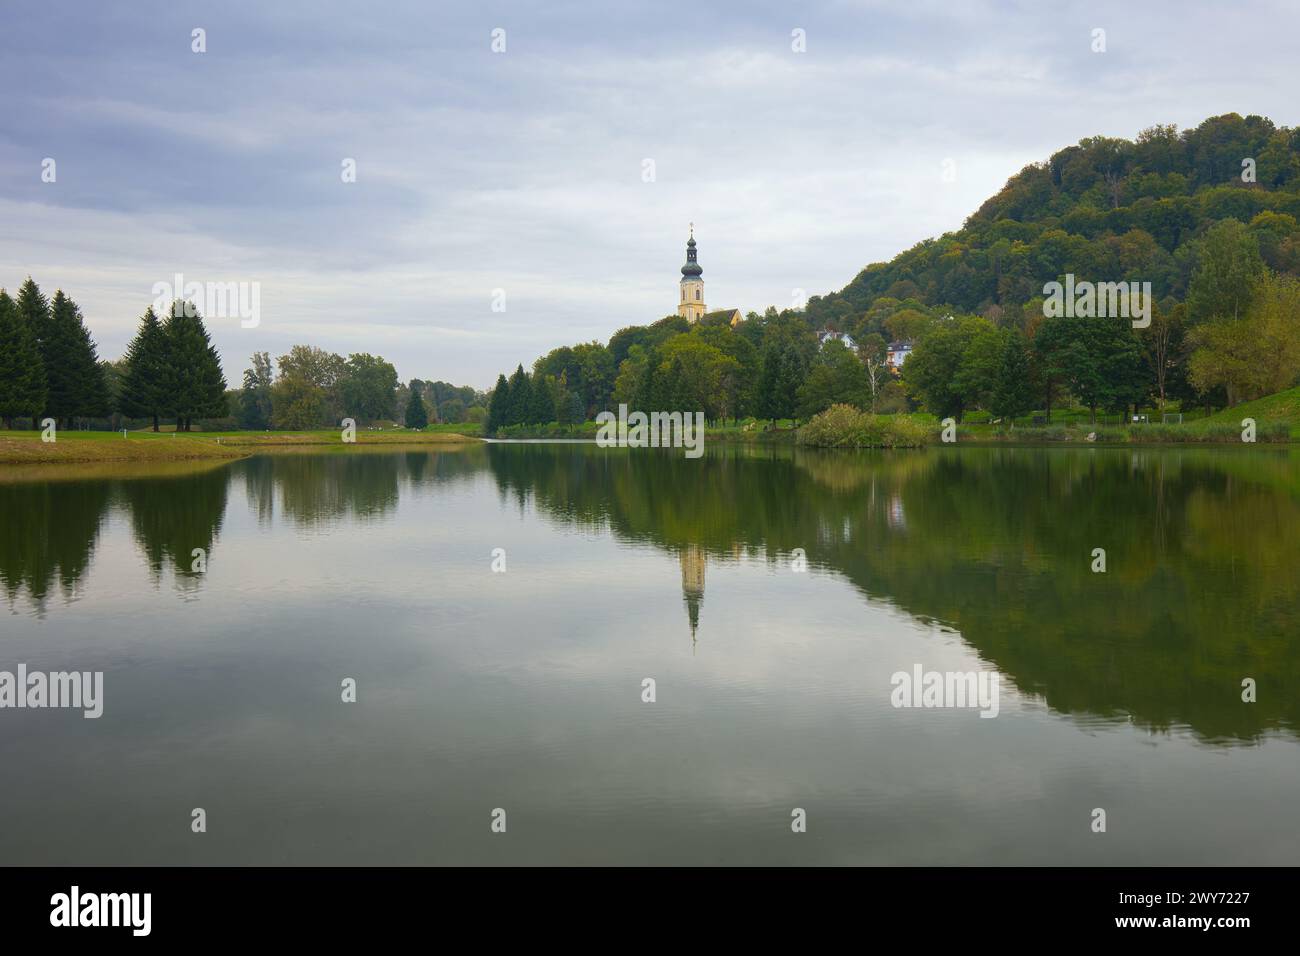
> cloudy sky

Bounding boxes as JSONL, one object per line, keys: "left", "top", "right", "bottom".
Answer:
{"left": 2, "top": 1, "right": 1296, "bottom": 389}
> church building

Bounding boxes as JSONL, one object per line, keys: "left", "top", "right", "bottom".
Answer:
{"left": 676, "top": 225, "right": 742, "bottom": 328}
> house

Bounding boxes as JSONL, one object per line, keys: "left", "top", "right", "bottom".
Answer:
{"left": 817, "top": 328, "right": 857, "bottom": 350}
{"left": 886, "top": 339, "right": 914, "bottom": 370}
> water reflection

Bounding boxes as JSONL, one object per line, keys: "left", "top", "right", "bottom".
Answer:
{"left": 1, "top": 442, "right": 1296, "bottom": 745}
{"left": 0, "top": 478, "right": 110, "bottom": 615}
{"left": 483, "top": 442, "right": 1300, "bottom": 744}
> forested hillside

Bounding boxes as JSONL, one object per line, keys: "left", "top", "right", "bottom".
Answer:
{"left": 808, "top": 113, "right": 1300, "bottom": 334}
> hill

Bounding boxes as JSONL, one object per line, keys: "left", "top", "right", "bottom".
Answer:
{"left": 1201, "top": 384, "right": 1300, "bottom": 430}
{"left": 807, "top": 113, "right": 1300, "bottom": 337}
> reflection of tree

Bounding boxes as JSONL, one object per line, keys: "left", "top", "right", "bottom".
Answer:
{"left": 119, "top": 467, "right": 230, "bottom": 591}
{"left": 241, "top": 446, "right": 488, "bottom": 527}
{"left": 486, "top": 442, "right": 1300, "bottom": 744}
{"left": 0, "top": 479, "right": 110, "bottom": 616}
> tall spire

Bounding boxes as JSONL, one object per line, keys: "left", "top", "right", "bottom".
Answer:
{"left": 681, "top": 224, "right": 702, "bottom": 278}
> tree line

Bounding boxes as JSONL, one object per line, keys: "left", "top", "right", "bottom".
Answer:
{"left": 483, "top": 215, "right": 1299, "bottom": 433}
{"left": 483, "top": 114, "right": 1300, "bottom": 432}
{"left": 0, "top": 277, "right": 228, "bottom": 432}
{"left": 902, "top": 218, "right": 1300, "bottom": 422}
{"left": 1, "top": 276, "right": 487, "bottom": 433}
{"left": 236, "top": 347, "right": 486, "bottom": 430}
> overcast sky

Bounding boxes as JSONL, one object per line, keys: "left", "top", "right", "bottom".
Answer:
{"left": 1, "top": 1, "right": 1296, "bottom": 389}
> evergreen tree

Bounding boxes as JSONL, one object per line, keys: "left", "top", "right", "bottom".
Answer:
{"left": 990, "top": 329, "right": 1035, "bottom": 425}
{"left": 486, "top": 373, "right": 510, "bottom": 434}
{"left": 759, "top": 344, "right": 805, "bottom": 422}
{"left": 505, "top": 364, "right": 531, "bottom": 426}
{"left": 527, "top": 373, "right": 556, "bottom": 424}
{"left": 14, "top": 278, "right": 50, "bottom": 429}
{"left": 119, "top": 307, "right": 169, "bottom": 431}
{"left": 756, "top": 344, "right": 782, "bottom": 422}
{"left": 0, "top": 289, "right": 48, "bottom": 429}
{"left": 405, "top": 381, "right": 429, "bottom": 428}
{"left": 161, "top": 301, "right": 228, "bottom": 431}
{"left": 44, "top": 290, "right": 109, "bottom": 428}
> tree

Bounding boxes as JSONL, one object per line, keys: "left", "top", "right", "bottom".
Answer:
{"left": 119, "top": 307, "right": 169, "bottom": 431}
{"left": 1185, "top": 219, "right": 1265, "bottom": 326}
{"left": 951, "top": 322, "right": 1004, "bottom": 412}
{"left": 271, "top": 345, "right": 345, "bottom": 428}
{"left": 404, "top": 381, "right": 429, "bottom": 428}
{"left": 339, "top": 353, "right": 398, "bottom": 423}
{"left": 238, "top": 352, "right": 274, "bottom": 429}
{"left": 902, "top": 317, "right": 978, "bottom": 420}
{"left": 796, "top": 339, "right": 868, "bottom": 419}
{"left": 504, "top": 364, "right": 531, "bottom": 426}
{"left": 527, "top": 373, "right": 556, "bottom": 424}
{"left": 0, "top": 288, "right": 47, "bottom": 429}
{"left": 161, "top": 302, "right": 228, "bottom": 431}
{"left": 990, "top": 330, "right": 1035, "bottom": 424}
{"left": 14, "top": 278, "right": 50, "bottom": 428}
{"left": 1188, "top": 272, "right": 1300, "bottom": 404}
{"left": 1142, "top": 302, "right": 1185, "bottom": 412}
{"left": 43, "top": 290, "right": 109, "bottom": 428}
{"left": 486, "top": 374, "right": 510, "bottom": 434}
{"left": 860, "top": 333, "right": 889, "bottom": 411}
{"left": 1032, "top": 315, "right": 1076, "bottom": 421}
{"left": 754, "top": 338, "right": 809, "bottom": 424}
{"left": 438, "top": 397, "right": 467, "bottom": 424}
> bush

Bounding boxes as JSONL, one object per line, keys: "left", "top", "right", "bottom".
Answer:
{"left": 798, "top": 405, "right": 930, "bottom": 448}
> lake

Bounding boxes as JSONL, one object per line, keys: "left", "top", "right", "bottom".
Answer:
{"left": 2, "top": 442, "right": 1298, "bottom": 865}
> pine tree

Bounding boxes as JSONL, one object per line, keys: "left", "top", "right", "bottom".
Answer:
{"left": 527, "top": 374, "right": 555, "bottom": 424}
{"left": 486, "top": 373, "right": 510, "bottom": 435}
{"left": 990, "top": 330, "right": 1035, "bottom": 425}
{"left": 14, "top": 277, "right": 50, "bottom": 429}
{"left": 0, "top": 289, "right": 48, "bottom": 429}
{"left": 119, "top": 307, "right": 169, "bottom": 431}
{"left": 505, "top": 364, "right": 531, "bottom": 426}
{"left": 161, "top": 301, "right": 228, "bottom": 431}
{"left": 44, "top": 290, "right": 109, "bottom": 428}
{"left": 405, "top": 381, "right": 429, "bottom": 428}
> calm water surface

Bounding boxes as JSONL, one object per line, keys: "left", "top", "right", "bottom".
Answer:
{"left": 2, "top": 443, "right": 1298, "bottom": 865}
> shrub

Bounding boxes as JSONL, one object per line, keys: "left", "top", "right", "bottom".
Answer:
{"left": 798, "top": 405, "right": 929, "bottom": 448}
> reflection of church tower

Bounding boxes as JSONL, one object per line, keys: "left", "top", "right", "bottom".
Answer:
{"left": 679, "top": 544, "right": 706, "bottom": 643}
{"left": 677, "top": 224, "right": 705, "bottom": 322}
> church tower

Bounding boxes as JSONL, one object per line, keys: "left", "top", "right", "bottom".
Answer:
{"left": 677, "top": 224, "right": 705, "bottom": 322}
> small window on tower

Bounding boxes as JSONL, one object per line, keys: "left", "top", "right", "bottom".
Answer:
{"left": 695, "top": 289, "right": 701, "bottom": 300}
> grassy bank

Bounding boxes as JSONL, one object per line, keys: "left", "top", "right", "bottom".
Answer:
{"left": 0, "top": 430, "right": 252, "bottom": 464}
{"left": 0, "top": 427, "right": 478, "bottom": 464}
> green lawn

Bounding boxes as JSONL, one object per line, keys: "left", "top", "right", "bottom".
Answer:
{"left": 1200, "top": 385, "right": 1300, "bottom": 434}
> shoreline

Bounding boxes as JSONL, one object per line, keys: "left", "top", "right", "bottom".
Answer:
{"left": 0, "top": 430, "right": 479, "bottom": 465}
